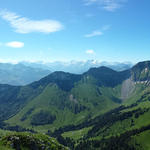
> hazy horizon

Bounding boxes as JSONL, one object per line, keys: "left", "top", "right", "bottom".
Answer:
{"left": 0, "top": 59, "right": 134, "bottom": 64}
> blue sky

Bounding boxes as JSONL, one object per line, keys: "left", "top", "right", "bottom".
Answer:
{"left": 0, "top": 0, "right": 150, "bottom": 63}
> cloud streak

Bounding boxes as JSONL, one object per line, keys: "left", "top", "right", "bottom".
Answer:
{"left": 84, "top": 25, "right": 111, "bottom": 38}
{"left": 84, "top": 0, "right": 127, "bottom": 11}
{"left": 5, "top": 41, "right": 24, "bottom": 48}
{"left": 85, "top": 30, "right": 103, "bottom": 37}
{"left": 0, "top": 10, "right": 63, "bottom": 34}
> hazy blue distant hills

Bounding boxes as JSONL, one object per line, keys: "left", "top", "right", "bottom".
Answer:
{"left": 0, "top": 63, "right": 51, "bottom": 85}
{"left": 0, "top": 60, "right": 132, "bottom": 86}
{"left": 20, "top": 60, "right": 133, "bottom": 74}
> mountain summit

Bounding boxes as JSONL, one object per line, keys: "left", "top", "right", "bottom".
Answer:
{"left": 131, "top": 61, "right": 150, "bottom": 81}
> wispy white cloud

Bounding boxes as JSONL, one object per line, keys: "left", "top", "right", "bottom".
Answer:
{"left": 84, "top": 25, "right": 111, "bottom": 38}
{"left": 84, "top": 0, "right": 127, "bottom": 12}
{"left": 0, "top": 10, "right": 63, "bottom": 34}
{"left": 85, "top": 30, "right": 103, "bottom": 37}
{"left": 86, "top": 49, "right": 95, "bottom": 54}
{"left": 5, "top": 41, "right": 24, "bottom": 48}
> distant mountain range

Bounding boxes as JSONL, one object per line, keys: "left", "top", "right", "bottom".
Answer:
{"left": 20, "top": 60, "right": 133, "bottom": 73}
{"left": 0, "top": 63, "right": 51, "bottom": 85}
{"left": 0, "top": 60, "right": 132, "bottom": 85}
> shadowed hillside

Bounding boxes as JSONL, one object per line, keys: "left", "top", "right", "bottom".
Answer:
{"left": 0, "top": 61, "right": 150, "bottom": 149}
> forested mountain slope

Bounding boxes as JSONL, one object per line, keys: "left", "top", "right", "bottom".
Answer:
{"left": 0, "top": 61, "right": 150, "bottom": 149}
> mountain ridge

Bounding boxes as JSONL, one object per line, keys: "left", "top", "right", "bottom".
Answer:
{"left": 3, "top": 61, "right": 147, "bottom": 126}
{"left": 0, "top": 60, "right": 150, "bottom": 150}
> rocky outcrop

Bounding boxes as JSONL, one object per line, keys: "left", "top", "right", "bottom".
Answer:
{"left": 121, "top": 78, "right": 135, "bottom": 100}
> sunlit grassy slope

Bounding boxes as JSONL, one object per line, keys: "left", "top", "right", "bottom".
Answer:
{"left": 3, "top": 61, "right": 150, "bottom": 149}
{"left": 0, "top": 129, "right": 68, "bottom": 150}
{"left": 59, "top": 84, "right": 150, "bottom": 149}
{"left": 7, "top": 81, "right": 120, "bottom": 132}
